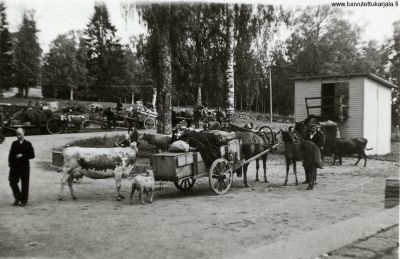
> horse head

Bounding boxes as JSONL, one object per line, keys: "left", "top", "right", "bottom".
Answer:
{"left": 281, "top": 129, "right": 299, "bottom": 145}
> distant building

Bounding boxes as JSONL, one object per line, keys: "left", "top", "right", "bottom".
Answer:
{"left": 293, "top": 73, "right": 396, "bottom": 155}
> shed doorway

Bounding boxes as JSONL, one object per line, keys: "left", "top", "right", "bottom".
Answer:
{"left": 321, "top": 82, "right": 349, "bottom": 121}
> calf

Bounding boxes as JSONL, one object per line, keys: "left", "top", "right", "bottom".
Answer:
{"left": 326, "top": 137, "right": 371, "bottom": 167}
{"left": 58, "top": 143, "right": 137, "bottom": 201}
{"left": 130, "top": 170, "right": 155, "bottom": 205}
{"left": 281, "top": 130, "right": 323, "bottom": 190}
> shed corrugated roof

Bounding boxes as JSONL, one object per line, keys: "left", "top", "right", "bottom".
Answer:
{"left": 292, "top": 73, "right": 397, "bottom": 89}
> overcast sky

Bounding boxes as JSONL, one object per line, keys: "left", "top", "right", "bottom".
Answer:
{"left": 3, "top": 0, "right": 400, "bottom": 52}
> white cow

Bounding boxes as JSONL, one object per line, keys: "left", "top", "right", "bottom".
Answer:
{"left": 58, "top": 143, "right": 137, "bottom": 201}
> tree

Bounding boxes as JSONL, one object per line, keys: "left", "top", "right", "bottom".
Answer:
{"left": 0, "top": 1, "right": 14, "bottom": 95}
{"left": 81, "top": 3, "right": 127, "bottom": 101}
{"left": 42, "top": 32, "right": 87, "bottom": 99}
{"left": 390, "top": 20, "right": 400, "bottom": 126}
{"left": 14, "top": 11, "right": 41, "bottom": 97}
{"left": 286, "top": 6, "right": 364, "bottom": 76}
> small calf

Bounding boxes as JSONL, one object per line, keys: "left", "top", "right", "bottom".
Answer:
{"left": 130, "top": 170, "right": 155, "bottom": 205}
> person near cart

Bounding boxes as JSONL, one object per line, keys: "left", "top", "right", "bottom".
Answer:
{"left": 194, "top": 107, "right": 201, "bottom": 129}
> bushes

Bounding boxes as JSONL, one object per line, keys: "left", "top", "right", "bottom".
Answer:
{"left": 53, "top": 134, "right": 125, "bottom": 151}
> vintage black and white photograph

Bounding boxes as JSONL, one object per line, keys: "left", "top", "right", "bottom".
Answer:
{"left": 0, "top": 0, "right": 399, "bottom": 258}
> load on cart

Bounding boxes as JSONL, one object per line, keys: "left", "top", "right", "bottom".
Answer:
{"left": 151, "top": 124, "right": 278, "bottom": 195}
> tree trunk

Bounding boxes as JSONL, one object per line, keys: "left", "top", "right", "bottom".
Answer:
{"left": 225, "top": 4, "right": 235, "bottom": 120}
{"left": 196, "top": 85, "right": 202, "bottom": 107}
{"left": 156, "top": 18, "right": 172, "bottom": 134}
{"left": 152, "top": 87, "right": 157, "bottom": 111}
{"left": 70, "top": 87, "right": 74, "bottom": 101}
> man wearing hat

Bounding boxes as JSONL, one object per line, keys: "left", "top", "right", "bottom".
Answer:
{"left": 8, "top": 128, "right": 35, "bottom": 206}
{"left": 307, "top": 124, "right": 325, "bottom": 159}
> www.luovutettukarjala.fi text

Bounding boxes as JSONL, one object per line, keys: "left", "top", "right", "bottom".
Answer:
{"left": 331, "top": 1, "right": 399, "bottom": 7}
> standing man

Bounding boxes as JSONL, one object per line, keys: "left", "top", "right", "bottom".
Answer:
{"left": 193, "top": 107, "right": 201, "bottom": 129}
{"left": 128, "top": 124, "right": 140, "bottom": 147}
{"left": 8, "top": 128, "right": 35, "bottom": 206}
{"left": 215, "top": 107, "right": 224, "bottom": 125}
{"left": 307, "top": 124, "right": 325, "bottom": 159}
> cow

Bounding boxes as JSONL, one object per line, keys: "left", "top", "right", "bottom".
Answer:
{"left": 326, "top": 137, "right": 372, "bottom": 167}
{"left": 58, "top": 143, "right": 138, "bottom": 201}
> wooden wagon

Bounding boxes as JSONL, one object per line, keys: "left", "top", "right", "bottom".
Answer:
{"left": 152, "top": 138, "right": 277, "bottom": 195}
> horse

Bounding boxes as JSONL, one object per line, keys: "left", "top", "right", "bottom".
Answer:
{"left": 281, "top": 129, "right": 323, "bottom": 190}
{"left": 236, "top": 126, "right": 276, "bottom": 186}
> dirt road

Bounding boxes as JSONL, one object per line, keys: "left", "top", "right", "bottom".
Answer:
{"left": 0, "top": 132, "right": 398, "bottom": 258}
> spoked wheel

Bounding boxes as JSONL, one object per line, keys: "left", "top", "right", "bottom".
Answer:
{"left": 174, "top": 177, "right": 196, "bottom": 191}
{"left": 144, "top": 118, "right": 155, "bottom": 130}
{"left": 258, "top": 125, "right": 273, "bottom": 132}
{"left": 47, "top": 118, "right": 65, "bottom": 134}
{"left": 209, "top": 158, "right": 233, "bottom": 195}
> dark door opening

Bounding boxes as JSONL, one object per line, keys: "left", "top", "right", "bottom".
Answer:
{"left": 320, "top": 82, "right": 349, "bottom": 121}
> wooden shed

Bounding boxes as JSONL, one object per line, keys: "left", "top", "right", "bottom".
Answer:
{"left": 293, "top": 73, "right": 395, "bottom": 155}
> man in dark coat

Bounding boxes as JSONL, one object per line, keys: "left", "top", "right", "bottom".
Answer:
{"left": 8, "top": 128, "right": 35, "bottom": 206}
{"left": 307, "top": 124, "right": 325, "bottom": 159}
{"left": 129, "top": 125, "right": 140, "bottom": 147}
{"left": 193, "top": 107, "right": 201, "bottom": 129}
{"left": 215, "top": 108, "right": 224, "bottom": 125}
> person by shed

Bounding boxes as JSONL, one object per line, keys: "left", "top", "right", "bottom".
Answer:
{"left": 307, "top": 124, "right": 325, "bottom": 159}
{"left": 8, "top": 128, "right": 35, "bottom": 206}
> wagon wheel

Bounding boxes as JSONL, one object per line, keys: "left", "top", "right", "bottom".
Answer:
{"left": 209, "top": 158, "right": 233, "bottom": 195}
{"left": 259, "top": 125, "right": 273, "bottom": 132}
{"left": 144, "top": 117, "right": 155, "bottom": 130}
{"left": 174, "top": 177, "right": 196, "bottom": 191}
{"left": 46, "top": 118, "right": 65, "bottom": 134}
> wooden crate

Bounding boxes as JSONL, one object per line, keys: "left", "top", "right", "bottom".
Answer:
{"left": 52, "top": 151, "right": 64, "bottom": 167}
{"left": 385, "top": 178, "right": 399, "bottom": 209}
{"left": 152, "top": 152, "right": 205, "bottom": 182}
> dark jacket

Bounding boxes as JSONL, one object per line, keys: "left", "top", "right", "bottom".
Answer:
{"left": 194, "top": 110, "right": 201, "bottom": 120}
{"left": 9, "top": 139, "right": 35, "bottom": 171}
{"left": 307, "top": 131, "right": 325, "bottom": 149}
{"left": 129, "top": 128, "right": 139, "bottom": 143}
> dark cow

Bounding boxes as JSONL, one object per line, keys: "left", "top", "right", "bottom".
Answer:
{"left": 326, "top": 137, "right": 372, "bottom": 167}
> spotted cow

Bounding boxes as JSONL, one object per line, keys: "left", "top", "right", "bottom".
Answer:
{"left": 58, "top": 143, "right": 137, "bottom": 201}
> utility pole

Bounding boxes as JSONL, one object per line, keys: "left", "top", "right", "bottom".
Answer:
{"left": 269, "top": 67, "right": 273, "bottom": 124}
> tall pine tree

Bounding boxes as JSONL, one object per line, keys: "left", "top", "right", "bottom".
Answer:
{"left": 0, "top": 1, "right": 14, "bottom": 94}
{"left": 14, "top": 11, "right": 41, "bottom": 97}
{"left": 81, "top": 3, "right": 126, "bottom": 101}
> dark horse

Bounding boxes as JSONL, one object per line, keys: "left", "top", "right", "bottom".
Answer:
{"left": 281, "top": 129, "right": 323, "bottom": 190}
{"left": 236, "top": 126, "right": 276, "bottom": 186}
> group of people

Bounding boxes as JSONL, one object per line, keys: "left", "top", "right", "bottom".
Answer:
{"left": 181, "top": 106, "right": 226, "bottom": 130}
